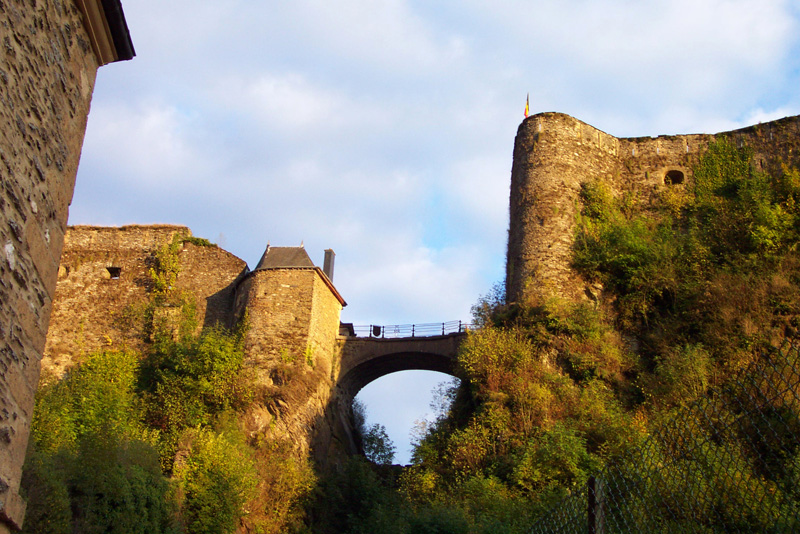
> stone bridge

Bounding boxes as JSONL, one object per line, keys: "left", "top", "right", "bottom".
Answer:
{"left": 320, "top": 325, "right": 470, "bottom": 460}
{"left": 336, "top": 331, "right": 467, "bottom": 398}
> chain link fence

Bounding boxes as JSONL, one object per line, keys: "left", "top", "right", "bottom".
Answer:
{"left": 530, "top": 341, "right": 800, "bottom": 533}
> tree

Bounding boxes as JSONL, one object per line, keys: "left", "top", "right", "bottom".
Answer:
{"left": 363, "top": 423, "right": 396, "bottom": 465}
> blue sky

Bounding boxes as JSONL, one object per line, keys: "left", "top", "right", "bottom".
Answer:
{"left": 69, "top": 0, "right": 800, "bottom": 463}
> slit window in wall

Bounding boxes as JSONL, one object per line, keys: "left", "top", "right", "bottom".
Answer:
{"left": 664, "top": 170, "right": 685, "bottom": 185}
{"left": 106, "top": 266, "right": 122, "bottom": 279}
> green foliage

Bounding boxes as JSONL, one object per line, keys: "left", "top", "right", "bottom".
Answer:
{"left": 20, "top": 451, "right": 71, "bottom": 534}
{"left": 511, "top": 423, "right": 598, "bottom": 495}
{"left": 575, "top": 140, "right": 800, "bottom": 333}
{"left": 247, "top": 439, "right": 316, "bottom": 534}
{"left": 67, "top": 439, "right": 175, "bottom": 534}
{"left": 653, "top": 343, "right": 713, "bottom": 405}
{"left": 32, "top": 350, "right": 147, "bottom": 452}
{"left": 176, "top": 427, "right": 258, "bottom": 534}
{"left": 23, "top": 350, "right": 174, "bottom": 534}
{"left": 25, "top": 317, "right": 262, "bottom": 534}
{"left": 471, "top": 281, "right": 506, "bottom": 328}
{"left": 22, "top": 440, "right": 175, "bottom": 534}
{"left": 692, "top": 139, "right": 800, "bottom": 263}
{"left": 181, "top": 236, "right": 216, "bottom": 247}
{"left": 140, "top": 325, "right": 251, "bottom": 460}
{"left": 149, "top": 235, "right": 183, "bottom": 303}
{"left": 362, "top": 424, "right": 396, "bottom": 465}
{"left": 352, "top": 399, "right": 397, "bottom": 465}
{"left": 574, "top": 181, "right": 683, "bottom": 324}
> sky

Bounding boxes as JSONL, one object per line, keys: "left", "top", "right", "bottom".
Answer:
{"left": 69, "top": 0, "right": 800, "bottom": 463}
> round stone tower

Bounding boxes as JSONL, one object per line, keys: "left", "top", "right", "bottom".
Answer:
{"left": 506, "top": 112, "right": 800, "bottom": 307}
{"left": 506, "top": 113, "right": 622, "bottom": 305}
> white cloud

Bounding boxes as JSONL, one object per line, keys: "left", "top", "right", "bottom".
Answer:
{"left": 337, "top": 239, "right": 484, "bottom": 325}
{"left": 81, "top": 101, "right": 212, "bottom": 189}
{"left": 212, "top": 73, "right": 359, "bottom": 134}
{"left": 278, "top": 0, "right": 468, "bottom": 73}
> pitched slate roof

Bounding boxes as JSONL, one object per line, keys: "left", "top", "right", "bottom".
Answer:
{"left": 254, "top": 246, "right": 314, "bottom": 271}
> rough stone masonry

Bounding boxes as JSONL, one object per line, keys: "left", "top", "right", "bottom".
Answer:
{"left": 0, "top": 1, "right": 133, "bottom": 530}
{"left": 507, "top": 112, "right": 800, "bottom": 307}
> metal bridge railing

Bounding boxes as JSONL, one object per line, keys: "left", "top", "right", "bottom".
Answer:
{"left": 350, "top": 320, "right": 473, "bottom": 339}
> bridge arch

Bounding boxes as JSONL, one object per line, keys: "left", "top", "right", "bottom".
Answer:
{"left": 339, "top": 351, "right": 455, "bottom": 397}
{"left": 336, "top": 333, "right": 465, "bottom": 399}
{"left": 320, "top": 328, "right": 468, "bottom": 462}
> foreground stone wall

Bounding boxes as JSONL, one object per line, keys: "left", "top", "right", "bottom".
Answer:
{"left": 507, "top": 112, "right": 800, "bottom": 306}
{"left": 0, "top": 1, "right": 107, "bottom": 528}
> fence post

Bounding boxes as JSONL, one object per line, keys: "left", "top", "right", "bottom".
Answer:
{"left": 588, "top": 476, "right": 605, "bottom": 534}
{"left": 588, "top": 477, "right": 606, "bottom": 534}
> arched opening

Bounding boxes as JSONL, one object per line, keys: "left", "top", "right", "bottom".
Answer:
{"left": 355, "top": 370, "right": 459, "bottom": 464}
{"left": 664, "top": 169, "right": 685, "bottom": 185}
{"left": 334, "top": 335, "right": 466, "bottom": 462}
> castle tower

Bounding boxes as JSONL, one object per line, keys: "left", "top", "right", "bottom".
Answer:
{"left": 506, "top": 112, "right": 800, "bottom": 307}
{"left": 234, "top": 245, "right": 346, "bottom": 382}
{"left": 506, "top": 113, "right": 622, "bottom": 305}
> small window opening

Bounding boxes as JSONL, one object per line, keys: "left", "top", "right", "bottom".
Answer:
{"left": 106, "top": 266, "right": 122, "bottom": 279}
{"left": 664, "top": 170, "right": 685, "bottom": 185}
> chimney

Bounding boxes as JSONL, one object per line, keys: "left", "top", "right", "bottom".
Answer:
{"left": 323, "top": 249, "right": 335, "bottom": 281}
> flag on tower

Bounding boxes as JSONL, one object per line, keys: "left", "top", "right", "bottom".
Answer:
{"left": 524, "top": 94, "right": 530, "bottom": 118}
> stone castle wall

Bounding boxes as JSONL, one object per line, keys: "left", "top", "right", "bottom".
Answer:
{"left": 308, "top": 272, "right": 345, "bottom": 379}
{"left": 507, "top": 112, "right": 800, "bottom": 306}
{"left": 42, "top": 225, "right": 248, "bottom": 376}
{"left": 0, "top": 1, "right": 108, "bottom": 528}
{"left": 235, "top": 269, "right": 318, "bottom": 379}
{"left": 46, "top": 226, "right": 347, "bottom": 463}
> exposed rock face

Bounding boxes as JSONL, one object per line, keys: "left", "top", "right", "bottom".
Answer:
{"left": 507, "top": 112, "right": 800, "bottom": 306}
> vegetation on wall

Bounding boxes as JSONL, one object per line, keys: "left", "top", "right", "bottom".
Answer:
{"left": 22, "top": 239, "right": 314, "bottom": 534}
{"left": 573, "top": 139, "right": 800, "bottom": 374}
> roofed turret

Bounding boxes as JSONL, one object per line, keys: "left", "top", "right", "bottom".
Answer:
{"left": 255, "top": 245, "right": 314, "bottom": 271}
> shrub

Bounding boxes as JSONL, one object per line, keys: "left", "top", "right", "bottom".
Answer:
{"left": 176, "top": 428, "right": 258, "bottom": 534}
